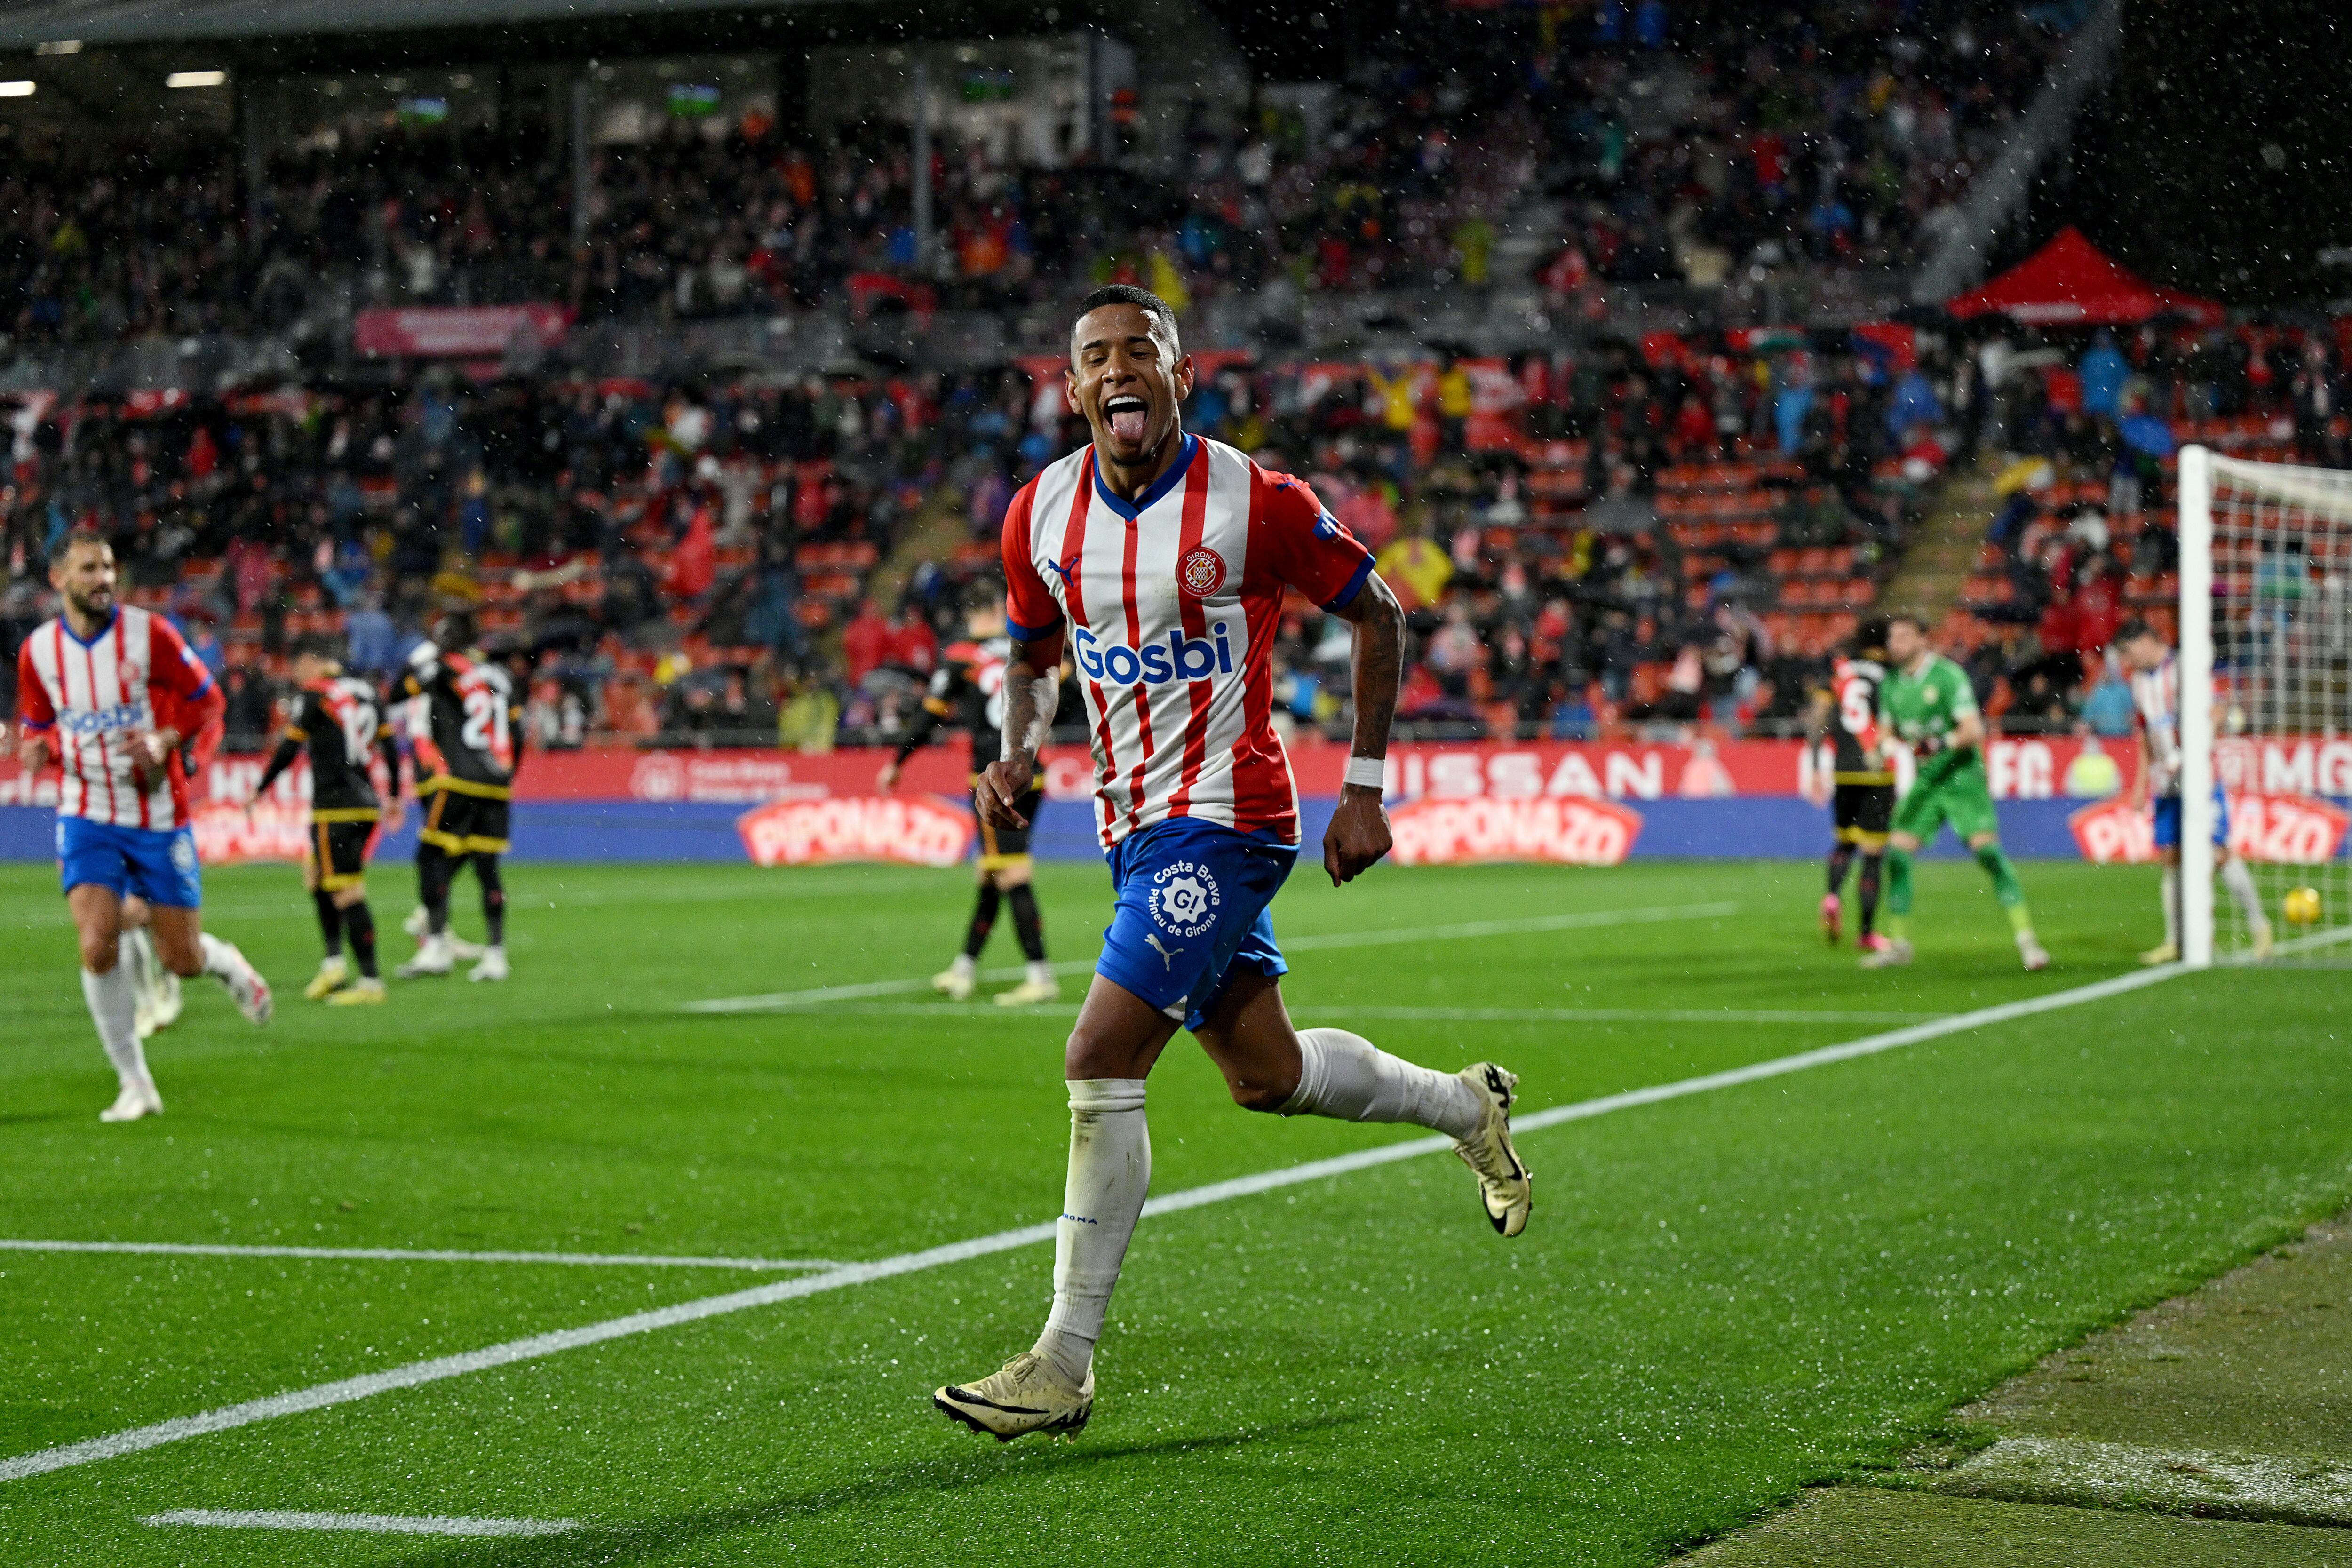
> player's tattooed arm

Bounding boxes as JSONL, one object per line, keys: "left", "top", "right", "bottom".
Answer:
{"left": 978, "top": 629, "right": 1065, "bottom": 829}
{"left": 1322, "top": 570, "right": 1405, "bottom": 887}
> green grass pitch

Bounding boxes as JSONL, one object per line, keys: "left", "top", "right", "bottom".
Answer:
{"left": 0, "top": 855, "right": 2346, "bottom": 1565}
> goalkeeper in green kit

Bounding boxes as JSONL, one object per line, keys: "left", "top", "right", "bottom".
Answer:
{"left": 1860, "top": 613, "right": 2050, "bottom": 972}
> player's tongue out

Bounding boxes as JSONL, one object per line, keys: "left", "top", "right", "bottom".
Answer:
{"left": 1105, "top": 396, "right": 1148, "bottom": 444}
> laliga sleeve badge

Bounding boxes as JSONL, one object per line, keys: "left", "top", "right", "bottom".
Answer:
{"left": 1178, "top": 548, "right": 1226, "bottom": 599}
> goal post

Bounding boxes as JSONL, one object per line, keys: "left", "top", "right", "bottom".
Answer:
{"left": 2177, "top": 445, "right": 2352, "bottom": 968}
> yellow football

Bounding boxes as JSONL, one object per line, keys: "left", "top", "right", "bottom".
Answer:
{"left": 2283, "top": 886, "right": 2323, "bottom": 927}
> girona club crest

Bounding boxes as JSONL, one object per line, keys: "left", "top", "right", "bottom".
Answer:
{"left": 1178, "top": 547, "right": 1226, "bottom": 598}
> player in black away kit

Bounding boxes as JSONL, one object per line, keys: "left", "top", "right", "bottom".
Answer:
{"left": 253, "top": 637, "right": 402, "bottom": 1004}
{"left": 878, "top": 585, "right": 1058, "bottom": 1006}
{"left": 1810, "top": 617, "right": 1895, "bottom": 953}
{"left": 396, "top": 613, "right": 524, "bottom": 983}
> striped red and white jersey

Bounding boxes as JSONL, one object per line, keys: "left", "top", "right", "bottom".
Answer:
{"left": 15, "top": 606, "right": 216, "bottom": 828}
{"left": 1004, "top": 433, "right": 1374, "bottom": 849}
{"left": 2130, "top": 653, "right": 2184, "bottom": 796}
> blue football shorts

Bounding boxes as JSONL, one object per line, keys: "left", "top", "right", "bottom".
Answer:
{"left": 2151, "top": 784, "right": 2229, "bottom": 851}
{"left": 1094, "top": 816, "right": 1297, "bottom": 1033}
{"left": 57, "top": 816, "right": 204, "bottom": 907}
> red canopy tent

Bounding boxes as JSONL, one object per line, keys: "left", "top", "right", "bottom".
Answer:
{"left": 1947, "top": 227, "right": 2224, "bottom": 327}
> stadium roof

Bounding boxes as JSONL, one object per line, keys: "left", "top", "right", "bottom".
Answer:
{"left": 0, "top": 0, "right": 1001, "bottom": 50}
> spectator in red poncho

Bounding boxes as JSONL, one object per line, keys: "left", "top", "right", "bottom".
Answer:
{"left": 882, "top": 605, "right": 938, "bottom": 675}
{"left": 668, "top": 504, "right": 715, "bottom": 601}
{"left": 841, "top": 599, "right": 891, "bottom": 686}
{"left": 2071, "top": 552, "right": 2124, "bottom": 660}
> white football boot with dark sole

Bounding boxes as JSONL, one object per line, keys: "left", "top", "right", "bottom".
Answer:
{"left": 1453, "top": 1063, "right": 1532, "bottom": 1238}
{"left": 934, "top": 1352, "right": 1093, "bottom": 1441}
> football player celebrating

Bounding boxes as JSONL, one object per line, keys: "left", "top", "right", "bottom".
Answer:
{"left": 932, "top": 287, "right": 1529, "bottom": 1442}
{"left": 250, "top": 636, "right": 404, "bottom": 1003}
{"left": 878, "top": 581, "right": 1059, "bottom": 1007}
{"left": 14, "top": 530, "right": 272, "bottom": 1122}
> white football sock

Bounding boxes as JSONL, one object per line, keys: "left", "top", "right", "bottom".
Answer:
{"left": 1279, "top": 1028, "right": 1484, "bottom": 1141}
{"left": 948, "top": 954, "right": 977, "bottom": 978}
{"left": 82, "top": 964, "right": 150, "bottom": 1087}
{"left": 2221, "top": 857, "right": 2267, "bottom": 930}
{"left": 1033, "top": 1077, "right": 1149, "bottom": 1385}
{"left": 199, "top": 932, "right": 249, "bottom": 985}
{"left": 2160, "top": 867, "right": 2180, "bottom": 948}
{"left": 1026, "top": 960, "right": 1054, "bottom": 986}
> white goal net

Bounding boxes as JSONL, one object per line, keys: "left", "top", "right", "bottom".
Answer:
{"left": 2178, "top": 446, "right": 2352, "bottom": 966}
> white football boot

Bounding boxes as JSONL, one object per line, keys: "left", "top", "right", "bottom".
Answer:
{"left": 219, "top": 949, "right": 274, "bottom": 1025}
{"left": 2138, "top": 941, "right": 2178, "bottom": 967}
{"left": 934, "top": 1352, "right": 1094, "bottom": 1441}
{"left": 100, "top": 1078, "right": 165, "bottom": 1123}
{"left": 149, "top": 967, "right": 183, "bottom": 1031}
{"left": 1859, "top": 937, "right": 1914, "bottom": 969}
{"left": 304, "top": 956, "right": 351, "bottom": 1001}
{"left": 469, "top": 947, "right": 509, "bottom": 983}
{"left": 2018, "top": 933, "right": 2051, "bottom": 971}
{"left": 1453, "top": 1063, "right": 1532, "bottom": 1238}
{"left": 2251, "top": 921, "right": 2275, "bottom": 962}
{"left": 931, "top": 961, "right": 977, "bottom": 1002}
{"left": 396, "top": 935, "right": 454, "bottom": 978}
{"left": 406, "top": 906, "right": 484, "bottom": 960}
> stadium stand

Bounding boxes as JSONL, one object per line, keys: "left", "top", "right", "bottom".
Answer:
{"left": 1950, "top": 318, "right": 2344, "bottom": 735}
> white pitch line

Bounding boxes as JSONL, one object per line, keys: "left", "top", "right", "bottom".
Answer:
{"left": 803, "top": 1003, "right": 1946, "bottom": 1027}
{"left": 143, "top": 1509, "right": 578, "bottom": 1537}
{"left": 0, "top": 957, "right": 2186, "bottom": 1488}
{"left": 680, "top": 900, "right": 1742, "bottom": 1013}
{"left": 0, "top": 1241, "right": 840, "bottom": 1271}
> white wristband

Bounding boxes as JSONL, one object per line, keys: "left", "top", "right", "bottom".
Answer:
{"left": 1343, "top": 756, "right": 1387, "bottom": 791}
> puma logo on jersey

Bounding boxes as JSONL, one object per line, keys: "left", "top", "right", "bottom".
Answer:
{"left": 1144, "top": 934, "right": 1182, "bottom": 970}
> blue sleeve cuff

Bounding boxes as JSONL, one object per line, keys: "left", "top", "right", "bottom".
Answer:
{"left": 187, "top": 676, "right": 216, "bottom": 701}
{"left": 1006, "top": 613, "right": 1065, "bottom": 642}
{"left": 1319, "top": 555, "right": 1375, "bottom": 613}
{"left": 21, "top": 718, "right": 53, "bottom": 734}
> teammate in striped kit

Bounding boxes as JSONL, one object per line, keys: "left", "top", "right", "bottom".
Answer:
{"left": 2115, "top": 619, "right": 2271, "bottom": 963}
{"left": 934, "top": 287, "right": 1529, "bottom": 1442}
{"left": 13, "top": 531, "right": 273, "bottom": 1123}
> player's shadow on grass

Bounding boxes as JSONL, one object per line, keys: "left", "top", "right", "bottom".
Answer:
{"left": 381, "top": 1411, "right": 1370, "bottom": 1567}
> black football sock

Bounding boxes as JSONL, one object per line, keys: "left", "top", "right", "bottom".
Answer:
{"left": 1825, "top": 843, "right": 1855, "bottom": 895}
{"left": 1858, "top": 854, "right": 1883, "bottom": 937}
{"left": 314, "top": 888, "right": 344, "bottom": 958}
{"left": 963, "top": 882, "right": 1003, "bottom": 959}
{"left": 476, "top": 855, "right": 506, "bottom": 947}
{"left": 344, "top": 901, "right": 379, "bottom": 979}
{"left": 418, "top": 847, "right": 453, "bottom": 935}
{"left": 1009, "top": 883, "right": 1047, "bottom": 963}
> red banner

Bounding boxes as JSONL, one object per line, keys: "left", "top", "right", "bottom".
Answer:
{"left": 0, "top": 736, "right": 2151, "bottom": 809}
{"left": 1388, "top": 796, "right": 1644, "bottom": 866}
{"left": 2068, "top": 793, "right": 2352, "bottom": 865}
{"left": 736, "top": 795, "right": 974, "bottom": 867}
{"left": 354, "top": 305, "right": 573, "bottom": 358}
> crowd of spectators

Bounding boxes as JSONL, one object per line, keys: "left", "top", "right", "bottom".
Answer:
{"left": 1534, "top": 0, "right": 2088, "bottom": 304}
{"left": 0, "top": 0, "right": 2092, "bottom": 346}
{"left": 0, "top": 308, "right": 1960, "bottom": 754}
{"left": 1953, "top": 318, "right": 2348, "bottom": 733}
